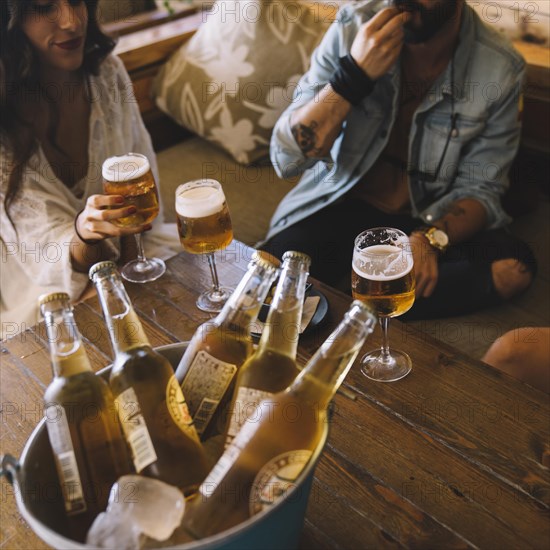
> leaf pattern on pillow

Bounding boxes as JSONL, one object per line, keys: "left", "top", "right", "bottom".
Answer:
{"left": 210, "top": 106, "right": 266, "bottom": 164}
{"left": 152, "top": 0, "right": 332, "bottom": 165}
{"left": 179, "top": 82, "right": 205, "bottom": 136}
{"left": 201, "top": 44, "right": 254, "bottom": 85}
{"left": 243, "top": 72, "right": 301, "bottom": 129}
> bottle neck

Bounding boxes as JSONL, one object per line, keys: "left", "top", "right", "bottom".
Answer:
{"left": 43, "top": 306, "right": 92, "bottom": 378}
{"left": 289, "top": 302, "right": 376, "bottom": 409}
{"left": 93, "top": 274, "right": 150, "bottom": 355}
{"left": 256, "top": 260, "right": 309, "bottom": 359}
{"left": 214, "top": 262, "right": 278, "bottom": 334}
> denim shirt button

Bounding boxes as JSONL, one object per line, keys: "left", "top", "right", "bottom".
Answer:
{"left": 426, "top": 214, "right": 433, "bottom": 221}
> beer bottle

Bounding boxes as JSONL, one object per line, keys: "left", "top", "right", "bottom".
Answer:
{"left": 40, "top": 293, "right": 132, "bottom": 532}
{"left": 175, "top": 253, "right": 279, "bottom": 440}
{"left": 180, "top": 300, "right": 377, "bottom": 539}
{"left": 224, "top": 251, "right": 311, "bottom": 447}
{"left": 89, "top": 261, "right": 209, "bottom": 496}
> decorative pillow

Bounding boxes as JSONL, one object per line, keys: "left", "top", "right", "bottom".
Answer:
{"left": 152, "top": 0, "right": 332, "bottom": 164}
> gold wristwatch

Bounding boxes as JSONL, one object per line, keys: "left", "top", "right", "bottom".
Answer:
{"left": 418, "top": 226, "right": 449, "bottom": 253}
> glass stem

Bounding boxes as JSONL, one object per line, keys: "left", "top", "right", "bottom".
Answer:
{"left": 380, "top": 316, "right": 391, "bottom": 363}
{"left": 206, "top": 252, "right": 221, "bottom": 293}
{"left": 135, "top": 233, "right": 147, "bottom": 264}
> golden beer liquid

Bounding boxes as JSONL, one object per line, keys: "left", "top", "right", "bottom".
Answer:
{"left": 352, "top": 270, "right": 415, "bottom": 317}
{"left": 109, "top": 312, "right": 210, "bottom": 496}
{"left": 176, "top": 205, "right": 233, "bottom": 254}
{"left": 236, "top": 348, "right": 300, "bottom": 395}
{"left": 181, "top": 341, "right": 364, "bottom": 539}
{"left": 103, "top": 170, "right": 159, "bottom": 227}
{"left": 43, "top": 340, "right": 133, "bottom": 538}
{"left": 352, "top": 244, "right": 415, "bottom": 317}
{"left": 179, "top": 323, "right": 253, "bottom": 439}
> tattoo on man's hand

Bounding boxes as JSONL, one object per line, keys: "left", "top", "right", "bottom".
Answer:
{"left": 291, "top": 121, "right": 323, "bottom": 156}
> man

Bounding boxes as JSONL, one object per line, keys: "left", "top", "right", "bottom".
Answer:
{"left": 263, "top": 0, "right": 535, "bottom": 319}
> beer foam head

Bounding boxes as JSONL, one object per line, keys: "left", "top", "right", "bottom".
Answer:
{"left": 353, "top": 244, "right": 414, "bottom": 281}
{"left": 102, "top": 154, "right": 150, "bottom": 182}
{"left": 175, "top": 180, "right": 226, "bottom": 218}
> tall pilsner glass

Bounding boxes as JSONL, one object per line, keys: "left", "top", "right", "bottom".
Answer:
{"left": 102, "top": 153, "right": 166, "bottom": 283}
{"left": 351, "top": 227, "right": 415, "bottom": 382}
{"left": 175, "top": 179, "right": 234, "bottom": 312}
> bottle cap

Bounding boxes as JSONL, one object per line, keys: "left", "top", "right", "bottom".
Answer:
{"left": 89, "top": 260, "right": 118, "bottom": 281}
{"left": 250, "top": 251, "right": 279, "bottom": 273}
{"left": 282, "top": 250, "right": 311, "bottom": 267}
{"left": 38, "top": 292, "right": 70, "bottom": 308}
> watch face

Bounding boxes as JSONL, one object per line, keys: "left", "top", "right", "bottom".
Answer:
{"left": 432, "top": 229, "right": 449, "bottom": 247}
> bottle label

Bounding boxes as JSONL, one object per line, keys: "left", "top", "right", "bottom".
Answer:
{"left": 225, "top": 386, "right": 272, "bottom": 448}
{"left": 198, "top": 401, "right": 266, "bottom": 498}
{"left": 249, "top": 450, "right": 312, "bottom": 515}
{"left": 181, "top": 351, "right": 237, "bottom": 436}
{"left": 45, "top": 405, "right": 87, "bottom": 515}
{"left": 199, "top": 443, "right": 241, "bottom": 499}
{"left": 166, "top": 375, "right": 199, "bottom": 442}
{"left": 115, "top": 387, "right": 157, "bottom": 473}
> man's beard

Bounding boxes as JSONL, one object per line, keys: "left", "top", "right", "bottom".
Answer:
{"left": 394, "top": 0, "right": 460, "bottom": 43}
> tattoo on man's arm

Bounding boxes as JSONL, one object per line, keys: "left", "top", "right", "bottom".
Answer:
{"left": 441, "top": 204, "right": 466, "bottom": 232}
{"left": 291, "top": 121, "right": 323, "bottom": 156}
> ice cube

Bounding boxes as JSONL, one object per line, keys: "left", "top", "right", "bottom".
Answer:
{"left": 86, "top": 507, "right": 142, "bottom": 549}
{"left": 86, "top": 475, "right": 185, "bottom": 548}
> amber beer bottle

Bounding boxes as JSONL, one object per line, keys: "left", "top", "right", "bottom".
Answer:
{"left": 180, "top": 300, "right": 377, "bottom": 538}
{"left": 40, "top": 293, "right": 132, "bottom": 531}
{"left": 175, "top": 253, "right": 279, "bottom": 439}
{"left": 89, "top": 261, "right": 209, "bottom": 495}
{"left": 224, "top": 251, "right": 311, "bottom": 447}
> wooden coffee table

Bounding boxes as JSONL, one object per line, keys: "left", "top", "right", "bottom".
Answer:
{"left": 1, "top": 241, "right": 549, "bottom": 548}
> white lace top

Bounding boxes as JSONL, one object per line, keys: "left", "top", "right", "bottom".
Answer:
{"left": 0, "top": 55, "right": 180, "bottom": 337}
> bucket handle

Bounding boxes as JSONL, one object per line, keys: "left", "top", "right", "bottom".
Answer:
{"left": 0, "top": 454, "right": 20, "bottom": 485}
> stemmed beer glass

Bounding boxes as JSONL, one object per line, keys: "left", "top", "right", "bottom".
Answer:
{"left": 351, "top": 227, "right": 415, "bottom": 382}
{"left": 175, "top": 179, "right": 234, "bottom": 312}
{"left": 102, "top": 153, "right": 166, "bottom": 283}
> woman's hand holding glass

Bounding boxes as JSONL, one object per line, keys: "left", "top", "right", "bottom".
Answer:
{"left": 351, "top": 227, "right": 415, "bottom": 382}
{"left": 100, "top": 153, "right": 166, "bottom": 283}
{"left": 75, "top": 194, "right": 152, "bottom": 242}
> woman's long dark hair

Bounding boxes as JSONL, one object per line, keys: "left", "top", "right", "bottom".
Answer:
{"left": 0, "top": 0, "right": 116, "bottom": 218}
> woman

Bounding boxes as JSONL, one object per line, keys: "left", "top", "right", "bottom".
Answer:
{"left": 0, "top": 0, "right": 178, "bottom": 336}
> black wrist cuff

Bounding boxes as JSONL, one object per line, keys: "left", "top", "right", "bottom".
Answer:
{"left": 329, "top": 54, "right": 376, "bottom": 105}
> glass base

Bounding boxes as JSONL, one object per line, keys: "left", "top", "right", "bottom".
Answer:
{"left": 360, "top": 348, "right": 412, "bottom": 382}
{"left": 121, "top": 257, "right": 166, "bottom": 284}
{"left": 196, "top": 287, "right": 233, "bottom": 313}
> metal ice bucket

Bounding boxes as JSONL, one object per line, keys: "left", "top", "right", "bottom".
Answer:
{"left": 1, "top": 343, "right": 328, "bottom": 550}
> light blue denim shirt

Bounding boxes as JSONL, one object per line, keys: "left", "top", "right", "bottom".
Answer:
{"left": 266, "top": 0, "right": 525, "bottom": 242}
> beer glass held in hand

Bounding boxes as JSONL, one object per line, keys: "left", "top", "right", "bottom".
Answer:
{"left": 102, "top": 153, "right": 166, "bottom": 283}
{"left": 352, "top": 227, "right": 415, "bottom": 382}
{"left": 175, "top": 179, "right": 234, "bottom": 312}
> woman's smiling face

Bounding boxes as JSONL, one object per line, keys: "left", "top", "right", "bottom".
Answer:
{"left": 21, "top": 0, "right": 88, "bottom": 78}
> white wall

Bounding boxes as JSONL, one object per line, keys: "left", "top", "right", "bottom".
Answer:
{"left": 467, "top": 0, "right": 550, "bottom": 44}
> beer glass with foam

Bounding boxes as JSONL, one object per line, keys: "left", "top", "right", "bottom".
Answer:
{"left": 102, "top": 153, "right": 166, "bottom": 283}
{"left": 352, "top": 227, "right": 415, "bottom": 381}
{"left": 175, "top": 179, "right": 234, "bottom": 312}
